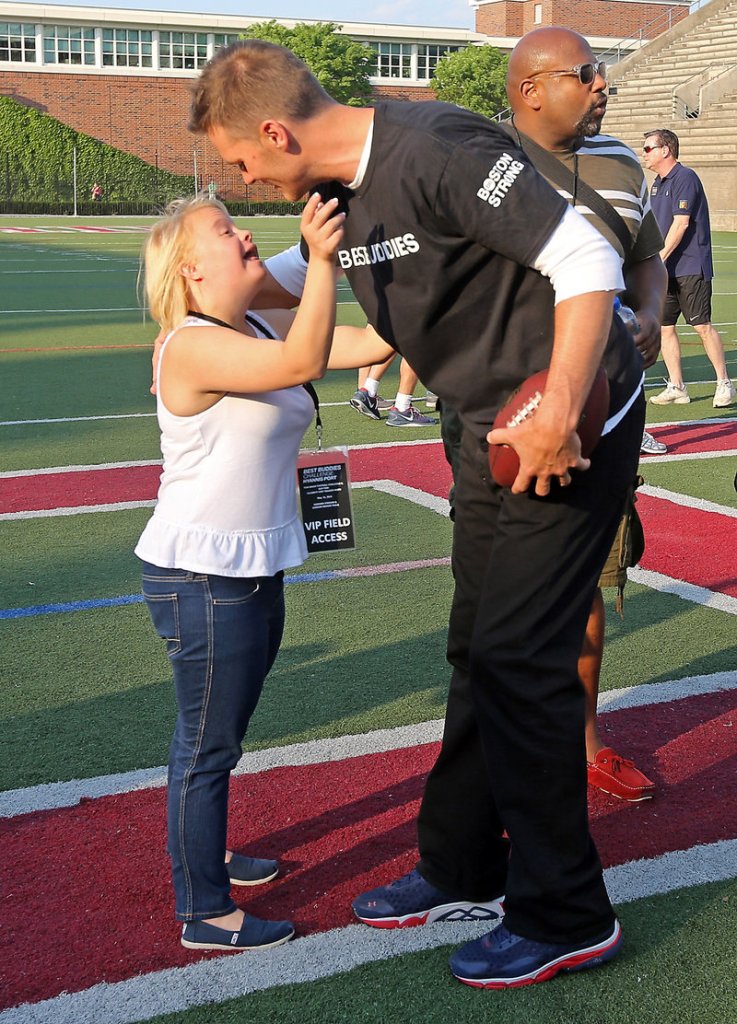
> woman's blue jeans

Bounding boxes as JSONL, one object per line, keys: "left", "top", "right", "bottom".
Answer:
{"left": 141, "top": 562, "right": 285, "bottom": 921}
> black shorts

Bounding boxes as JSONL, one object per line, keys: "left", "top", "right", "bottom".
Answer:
{"left": 663, "top": 274, "right": 712, "bottom": 327}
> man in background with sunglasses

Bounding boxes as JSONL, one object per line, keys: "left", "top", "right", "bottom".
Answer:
{"left": 440, "top": 27, "right": 664, "bottom": 807}
{"left": 505, "top": 27, "right": 666, "bottom": 777}
{"left": 644, "top": 128, "right": 735, "bottom": 408}
{"left": 506, "top": 33, "right": 667, "bottom": 422}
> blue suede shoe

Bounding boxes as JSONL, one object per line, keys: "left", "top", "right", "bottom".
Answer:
{"left": 352, "top": 868, "right": 505, "bottom": 929}
{"left": 181, "top": 914, "right": 294, "bottom": 951}
{"left": 227, "top": 853, "right": 278, "bottom": 887}
{"left": 449, "top": 920, "right": 623, "bottom": 988}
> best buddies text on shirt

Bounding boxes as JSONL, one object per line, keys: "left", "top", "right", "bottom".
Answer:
{"left": 477, "top": 153, "right": 525, "bottom": 208}
{"left": 337, "top": 233, "right": 420, "bottom": 269}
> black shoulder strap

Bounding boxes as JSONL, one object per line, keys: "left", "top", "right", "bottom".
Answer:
{"left": 513, "top": 130, "right": 634, "bottom": 266}
{"left": 245, "top": 313, "right": 323, "bottom": 445}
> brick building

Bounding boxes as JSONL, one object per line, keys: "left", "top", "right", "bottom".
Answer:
{"left": 0, "top": 0, "right": 688, "bottom": 200}
{"left": 473, "top": 0, "right": 689, "bottom": 39}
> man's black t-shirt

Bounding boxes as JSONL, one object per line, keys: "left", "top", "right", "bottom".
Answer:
{"left": 318, "top": 101, "right": 642, "bottom": 441}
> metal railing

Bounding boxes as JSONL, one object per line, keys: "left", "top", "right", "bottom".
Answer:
{"left": 672, "top": 60, "right": 737, "bottom": 117}
{"left": 598, "top": 0, "right": 718, "bottom": 65}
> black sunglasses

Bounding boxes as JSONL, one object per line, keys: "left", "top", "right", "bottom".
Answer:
{"left": 642, "top": 144, "right": 663, "bottom": 154}
{"left": 529, "top": 61, "right": 606, "bottom": 85}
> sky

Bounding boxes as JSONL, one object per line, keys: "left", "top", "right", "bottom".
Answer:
{"left": 27, "top": 0, "right": 476, "bottom": 30}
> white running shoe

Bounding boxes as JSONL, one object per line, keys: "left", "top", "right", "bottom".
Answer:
{"left": 640, "top": 430, "right": 667, "bottom": 455}
{"left": 713, "top": 379, "right": 736, "bottom": 408}
{"left": 650, "top": 381, "right": 690, "bottom": 405}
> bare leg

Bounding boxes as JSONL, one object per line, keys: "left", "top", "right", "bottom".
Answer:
{"left": 358, "top": 352, "right": 396, "bottom": 390}
{"left": 580, "top": 589, "right": 656, "bottom": 800}
{"left": 659, "top": 325, "right": 684, "bottom": 387}
{"left": 204, "top": 908, "right": 245, "bottom": 928}
{"left": 579, "top": 588, "right": 606, "bottom": 761}
{"left": 397, "top": 359, "right": 419, "bottom": 397}
{"left": 693, "top": 322, "right": 729, "bottom": 381}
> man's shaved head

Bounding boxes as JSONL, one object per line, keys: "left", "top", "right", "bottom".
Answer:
{"left": 507, "top": 27, "right": 589, "bottom": 99}
{"left": 506, "top": 27, "right": 607, "bottom": 148}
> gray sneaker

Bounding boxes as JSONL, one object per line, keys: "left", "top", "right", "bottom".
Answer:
{"left": 640, "top": 430, "right": 667, "bottom": 455}
{"left": 376, "top": 396, "right": 394, "bottom": 410}
{"left": 386, "top": 405, "right": 438, "bottom": 426}
{"left": 349, "top": 388, "right": 381, "bottom": 420}
{"left": 713, "top": 379, "right": 736, "bottom": 408}
{"left": 650, "top": 381, "right": 690, "bottom": 405}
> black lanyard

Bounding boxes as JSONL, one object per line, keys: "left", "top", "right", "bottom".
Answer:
{"left": 186, "top": 309, "right": 323, "bottom": 446}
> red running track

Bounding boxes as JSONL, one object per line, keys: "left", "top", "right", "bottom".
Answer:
{"left": 0, "top": 421, "right": 730, "bottom": 513}
{"left": 2, "top": 434, "right": 736, "bottom": 601}
{"left": 1, "top": 690, "right": 735, "bottom": 1009}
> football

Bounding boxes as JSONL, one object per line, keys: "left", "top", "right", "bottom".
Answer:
{"left": 489, "top": 366, "right": 610, "bottom": 488}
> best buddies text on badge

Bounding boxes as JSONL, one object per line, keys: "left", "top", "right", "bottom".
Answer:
{"left": 296, "top": 449, "right": 356, "bottom": 553}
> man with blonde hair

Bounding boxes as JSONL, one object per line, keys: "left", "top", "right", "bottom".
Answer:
{"left": 191, "top": 39, "right": 645, "bottom": 987}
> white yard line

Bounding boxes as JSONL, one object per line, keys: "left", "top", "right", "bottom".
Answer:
{"left": 629, "top": 567, "right": 737, "bottom": 615}
{"left": 2, "top": 671, "right": 735, "bottom": 820}
{"left": 2, "top": 838, "right": 736, "bottom": 1024}
{"left": 639, "top": 483, "right": 737, "bottom": 518}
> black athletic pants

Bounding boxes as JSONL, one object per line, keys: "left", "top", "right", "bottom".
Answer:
{"left": 417, "top": 391, "right": 645, "bottom": 944}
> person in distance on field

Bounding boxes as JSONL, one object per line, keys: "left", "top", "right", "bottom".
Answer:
{"left": 644, "top": 128, "right": 736, "bottom": 409}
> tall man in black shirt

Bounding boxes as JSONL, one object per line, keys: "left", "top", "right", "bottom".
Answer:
{"left": 190, "top": 40, "right": 645, "bottom": 988}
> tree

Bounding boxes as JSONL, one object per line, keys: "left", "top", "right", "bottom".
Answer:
{"left": 241, "top": 21, "right": 373, "bottom": 106}
{"left": 431, "top": 45, "right": 509, "bottom": 120}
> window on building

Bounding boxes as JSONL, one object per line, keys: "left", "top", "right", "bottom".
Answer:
{"left": 417, "top": 44, "right": 463, "bottom": 79}
{"left": 0, "top": 22, "right": 36, "bottom": 63}
{"left": 159, "top": 31, "right": 209, "bottom": 70}
{"left": 43, "top": 25, "right": 96, "bottom": 66}
{"left": 534, "top": 4, "right": 543, "bottom": 24}
{"left": 213, "top": 33, "right": 240, "bottom": 53}
{"left": 369, "top": 42, "right": 412, "bottom": 79}
{"left": 101, "top": 28, "right": 152, "bottom": 68}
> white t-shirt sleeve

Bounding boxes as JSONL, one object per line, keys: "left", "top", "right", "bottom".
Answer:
{"left": 265, "top": 243, "right": 308, "bottom": 299}
{"left": 532, "top": 205, "right": 624, "bottom": 303}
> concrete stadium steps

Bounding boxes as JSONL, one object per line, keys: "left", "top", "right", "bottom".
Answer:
{"left": 609, "top": 0, "right": 737, "bottom": 93}
{"left": 705, "top": 99, "right": 737, "bottom": 115}
{"left": 615, "top": 62, "right": 737, "bottom": 85}
{"left": 604, "top": 120, "right": 737, "bottom": 157}
{"left": 606, "top": 106, "right": 737, "bottom": 125}
{"left": 603, "top": 0, "right": 737, "bottom": 223}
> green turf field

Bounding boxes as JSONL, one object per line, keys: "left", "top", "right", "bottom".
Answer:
{"left": 1, "top": 216, "right": 736, "bottom": 1024}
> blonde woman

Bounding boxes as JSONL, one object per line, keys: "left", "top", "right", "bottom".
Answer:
{"left": 136, "top": 193, "right": 343, "bottom": 952}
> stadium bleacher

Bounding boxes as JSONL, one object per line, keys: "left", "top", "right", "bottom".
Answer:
{"left": 605, "top": 0, "right": 737, "bottom": 228}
